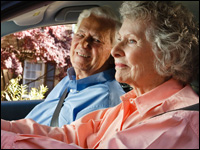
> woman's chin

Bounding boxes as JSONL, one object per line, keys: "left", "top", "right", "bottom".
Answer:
{"left": 115, "top": 74, "right": 126, "bottom": 83}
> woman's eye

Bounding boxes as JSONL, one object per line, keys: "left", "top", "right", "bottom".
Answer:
{"left": 128, "top": 39, "right": 136, "bottom": 44}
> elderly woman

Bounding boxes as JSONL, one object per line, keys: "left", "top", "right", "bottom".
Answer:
{"left": 1, "top": 1, "right": 199, "bottom": 149}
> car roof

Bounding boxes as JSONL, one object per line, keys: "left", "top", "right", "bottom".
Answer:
{"left": 1, "top": 1, "right": 123, "bottom": 37}
{"left": 1, "top": 1, "right": 199, "bottom": 37}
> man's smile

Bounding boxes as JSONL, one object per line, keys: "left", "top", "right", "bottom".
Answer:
{"left": 77, "top": 52, "right": 90, "bottom": 58}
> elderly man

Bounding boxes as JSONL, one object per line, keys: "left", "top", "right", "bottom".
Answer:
{"left": 25, "top": 6, "right": 125, "bottom": 127}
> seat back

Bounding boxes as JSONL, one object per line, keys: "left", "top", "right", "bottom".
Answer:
{"left": 1, "top": 100, "right": 43, "bottom": 120}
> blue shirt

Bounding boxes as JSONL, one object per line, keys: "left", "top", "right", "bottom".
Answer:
{"left": 25, "top": 67, "right": 125, "bottom": 127}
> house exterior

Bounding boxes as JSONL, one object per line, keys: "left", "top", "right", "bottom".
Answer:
{"left": 1, "top": 24, "right": 74, "bottom": 99}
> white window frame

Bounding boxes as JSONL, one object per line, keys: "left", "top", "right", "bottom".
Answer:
{"left": 23, "top": 59, "right": 45, "bottom": 91}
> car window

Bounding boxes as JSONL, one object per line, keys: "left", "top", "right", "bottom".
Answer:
{"left": 1, "top": 24, "right": 74, "bottom": 101}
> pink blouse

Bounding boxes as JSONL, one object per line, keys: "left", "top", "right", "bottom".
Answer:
{"left": 1, "top": 79, "right": 199, "bottom": 149}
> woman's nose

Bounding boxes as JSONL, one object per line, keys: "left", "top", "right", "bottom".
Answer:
{"left": 111, "top": 43, "right": 125, "bottom": 58}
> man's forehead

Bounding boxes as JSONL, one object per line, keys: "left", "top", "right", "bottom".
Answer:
{"left": 80, "top": 15, "right": 114, "bottom": 31}
{"left": 78, "top": 27, "right": 107, "bottom": 37}
{"left": 78, "top": 22, "right": 112, "bottom": 39}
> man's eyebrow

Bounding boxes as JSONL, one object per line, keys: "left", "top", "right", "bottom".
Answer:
{"left": 89, "top": 31, "right": 102, "bottom": 39}
{"left": 76, "top": 28, "right": 106, "bottom": 42}
{"left": 76, "top": 29, "right": 84, "bottom": 33}
{"left": 93, "top": 34, "right": 102, "bottom": 39}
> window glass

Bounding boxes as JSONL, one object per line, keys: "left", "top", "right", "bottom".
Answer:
{"left": 1, "top": 24, "right": 74, "bottom": 100}
{"left": 23, "top": 60, "right": 45, "bottom": 91}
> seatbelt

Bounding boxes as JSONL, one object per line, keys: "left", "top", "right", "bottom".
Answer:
{"left": 151, "top": 103, "right": 199, "bottom": 119}
{"left": 174, "top": 103, "right": 199, "bottom": 111}
{"left": 50, "top": 88, "right": 69, "bottom": 127}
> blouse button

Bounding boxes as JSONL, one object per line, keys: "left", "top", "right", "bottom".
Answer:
{"left": 129, "top": 98, "right": 134, "bottom": 103}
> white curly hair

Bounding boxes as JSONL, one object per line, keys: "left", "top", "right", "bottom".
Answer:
{"left": 120, "top": 1, "right": 199, "bottom": 85}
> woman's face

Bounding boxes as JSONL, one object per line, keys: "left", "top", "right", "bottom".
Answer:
{"left": 111, "top": 19, "right": 159, "bottom": 89}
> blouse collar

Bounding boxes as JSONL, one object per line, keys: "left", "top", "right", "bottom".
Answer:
{"left": 120, "top": 79, "right": 184, "bottom": 116}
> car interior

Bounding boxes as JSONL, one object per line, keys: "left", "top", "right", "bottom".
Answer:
{"left": 1, "top": 1, "right": 199, "bottom": 121}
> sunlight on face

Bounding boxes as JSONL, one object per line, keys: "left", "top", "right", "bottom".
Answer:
{"left": 111, "top": 19, "right": 157, "bottom": 87}
{"left": 70, "top": 15, "right": 114, "bottom": 77}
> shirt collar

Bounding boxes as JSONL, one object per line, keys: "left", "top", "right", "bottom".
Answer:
{"left": 67, "top": 67, "right": 76, "bottom": 80}
{"left": 121, "top": 79, "right": 184, "bottom": 116}
{"left": 67, "top": 67, "right": 116, "bottom": 91}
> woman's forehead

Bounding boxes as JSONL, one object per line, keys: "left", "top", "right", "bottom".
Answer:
{"left": 119, "top": 19, "right": 147, "bottom": 37}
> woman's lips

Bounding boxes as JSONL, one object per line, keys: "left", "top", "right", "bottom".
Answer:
{"left": 115, "top": 63, "right": 127, "bottom": 67}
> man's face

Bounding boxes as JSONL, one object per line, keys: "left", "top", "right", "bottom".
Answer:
{"left": 70, "top": 15, "right": 114, "bottom": 78}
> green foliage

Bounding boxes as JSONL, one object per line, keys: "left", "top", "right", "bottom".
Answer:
{"left": 1, "top": 75, "right": 48, "bottom": 101}
{"left": 29, "top": 84, "right": 48, "bottom": 100}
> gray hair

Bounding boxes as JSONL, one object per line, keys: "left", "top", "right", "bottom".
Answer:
{"left": 76, "top": 6, "right": 121, "bottom": 46}
{"left": 120, "top": 1, "right": 199, "bottom": 85}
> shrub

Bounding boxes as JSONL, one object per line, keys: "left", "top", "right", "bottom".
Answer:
{"left": 1, "top": 75, "right": 48, "bottom": 101}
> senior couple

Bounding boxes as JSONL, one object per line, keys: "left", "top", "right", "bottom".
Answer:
{"left": 1, "top": 1, "right": 199, "bottom": 149}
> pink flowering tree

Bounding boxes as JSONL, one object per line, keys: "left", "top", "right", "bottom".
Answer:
{"left": 1, "top": 25, "right": 72, "bottom": 80}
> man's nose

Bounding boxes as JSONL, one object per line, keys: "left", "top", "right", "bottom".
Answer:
{"left": 80, "top": 38, "right": 90, "bottom": 49}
